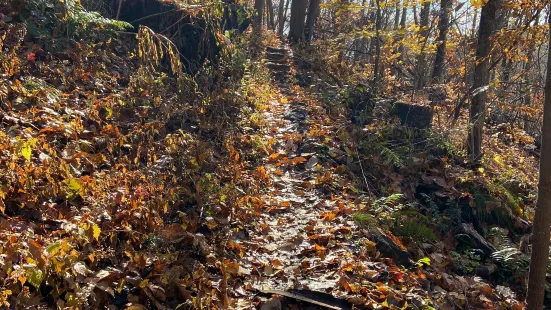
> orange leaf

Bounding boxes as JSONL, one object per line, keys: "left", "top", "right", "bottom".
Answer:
{"left": 293, "top": 157, "right": 307, "bottom": 164}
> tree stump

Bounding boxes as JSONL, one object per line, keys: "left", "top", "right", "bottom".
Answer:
{"left": 390, "top": 102, "right": 433, "bottom": 129}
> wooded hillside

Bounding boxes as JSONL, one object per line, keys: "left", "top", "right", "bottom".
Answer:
{"left": 1, "top": 0, "right": 551, "bottom": 308}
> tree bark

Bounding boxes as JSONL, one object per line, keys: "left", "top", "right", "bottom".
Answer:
{"left": 398, "top": 1, "right": 407, "bottom": 62}
{"left": 400, "top": 0, "right": 406, "bottom": 28}
{"left": 414, "top": 1, "right": 430, "bottom": 89}
{"left": 254, "top": 0, "right": 265, "bottom": 27}
{"left": 431, "top": 0, "right": 451, "bottom": 83}
{"left": 289, "top": 0, "right": 307, "bottom": 42}
{"left": 393, "top": 0, "right": 400, "bottom": 29}
{"left": 277, "top": 0, "right": 285, "bottom": 34}
{"left": 526, "top": 12, "right": 551, "bottom": 310}
{"left": 278, "top": 0, "right": 291, "bottom": 35}
{"left": 471, "top": 7, "right": 478, "bottom": 38}
{"left": 266, "top": 0, "right": 275, "bottom": 29}
{"left": 367, "top": 0, "right": 376, "bottom": 63}
{"left": 413, "top": 2, "right": 418, "bottom": 25}
{"left": 467, "top": 0, "right": 501, "bottom": 161}
{"left": 354, "top": 0, "right": 368, "bottom": 61}
{"left": 372, "top": 0, "right": 382, "bottom": 91}
{"left": 304, "top": 0, "right": 321, "bottom": 42}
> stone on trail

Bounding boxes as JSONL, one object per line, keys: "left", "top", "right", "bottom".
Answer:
{"left": 369, "top": 228, "right": 413, "bottom": 267}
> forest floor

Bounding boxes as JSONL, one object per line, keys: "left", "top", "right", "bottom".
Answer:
{"left": 0, "top": 7, "right": 540, "bottom": 307}
{"left": 227, "top": 38, "right": 527, "bottom": 309}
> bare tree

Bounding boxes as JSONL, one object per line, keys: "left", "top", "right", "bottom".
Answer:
{"left": 414, "top": 0, "right": 430, "bottom": 89}
{"left": 289, "top": 0, "right": 308, "bottom": 42}
{"left": 393, "top": 0, "right": 400, "bottom": 29}
{"left": 266, "top": 0, "right": 275, "bottom": 29}
{"left": 254, "top": 0, "right": 265, "bottom": 26}
{"left": 372, "top": 0, "right": 382, "bottom": 90}
{"left": 304, "top": 0, "right": 321, "bottom": 42}
{"left": 431, "top": 0, "right": 451, "bottom": 83}
{"left": 278, "top": 0, "right": 291, "bottom": 35}
{"left": 467, "top": 0, "right": 501, "bottom": 160}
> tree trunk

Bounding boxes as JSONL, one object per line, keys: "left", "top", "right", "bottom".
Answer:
{"left": 254, "top": 0, "right": 265, "bottom": 27}
{"left": 372, "top": 0, "right": 382, "bottom": 91}
{"left": 526, "top": 12, "right": 551, "bottom": 310}
{"left": 393, "top": 0, "right": 400, "bottom": 29}
{"left": 523, "top": 17, "right": 538, "bottom": 109}
{"left": 367, "top": 0, "right": 376, "bottom": 63}
{"left": 278, "top": 0, "right": 291, "bottom": 35}
{"left": 414, "top": 1, "right": 430, "bottom": 89}
{"left": 304, "top": 0, "right": 321, "bottom": 42}
{"left": 467, "top": 0, "right": 500, "bottom": 161}
{"left": 431, "top": 0, "right": 451, "bottom": 83}
{"left": 471, "top": 7, "right": 478, "bottom": 38}
{"left": 354, "top": 0, "right": 368, "bottom": 61}
{"left": 277, "top": 0, "right": 285, "bottom": 34}
{"left": 413, "top": 2, "right": 418, "bottom": 25}
{"left": 398, "top": 1, "right": 407, "bottom": 62}
{"left": 289, "top": 0, "right": 307, "bottom": 42}
{"left": 266, "top": 0, "right": 275, "bottom": 29}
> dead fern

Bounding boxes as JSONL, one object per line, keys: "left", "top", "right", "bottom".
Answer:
{"left": 137, "top": 25, "right": 195, "bottom": 103}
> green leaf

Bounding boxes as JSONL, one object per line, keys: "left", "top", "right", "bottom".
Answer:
{"left": 46, "top": 241, "right": 62, "bottom": 256}
{"left": 65, "top": 178, "right": 82, "bottom": 199}
{"left": 27, "top": 268, "right": 43, "bottom": 288}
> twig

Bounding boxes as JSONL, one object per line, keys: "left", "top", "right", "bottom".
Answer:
{"left": 356, "top": 149, "right": 373, "bottom": 197}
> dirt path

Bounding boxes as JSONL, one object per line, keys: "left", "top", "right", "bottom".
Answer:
{"left": 233, "top": 42, "right": 372, "bottom": 309}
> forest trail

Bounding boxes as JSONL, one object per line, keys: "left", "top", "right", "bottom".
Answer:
{"left": 236, "top": 42, "right": 360, "bottom": 307}
{"left": 232, "top": 41, "right": 427, "bottom": 309}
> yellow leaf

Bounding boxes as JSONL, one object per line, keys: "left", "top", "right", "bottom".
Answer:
{"left": 19, "top": 138, "right": 37, "bottom": 161}
{"left": 92, "top": 223, "right": 101, "bottom": 241}
{"left": 493, "top": 155, "right": 504, "bottom": 167}
{"left": 470, "top": 0, "right": 488, "bottom": 7}
{"left": 65, "top": 178, "right": 82, "bottom": 199}
{"left": 21, "top": 143, "right": 32, "bottom": 160}
{"left": 478, "top": 167, "right": 485, "bottom": 173}
{"left": 139, "top": 279, "right": 149, "bottom": 288}
{"left": 280, "top": 98, "right": 288, "bottom": 104}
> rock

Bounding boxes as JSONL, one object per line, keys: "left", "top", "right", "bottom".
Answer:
{"left": 298, "top": 140, "right": 323, "bottom": 153}
{"left": 503, "top": 178, "right": 532, "bottom": 197}
{"left": 284, "top": 108, "right": 308, "bottom": 122}
{"left": 368, "top": 228, "right": 412, "bottom": 267}
{"left": 306, "top": 156, "right": 320, "bottom": 170}
{"left": 390, "top": 102, "right": 433, "bottom": 129}
{"left": 267, "top": 46, "right": 288, "bottom": 54}
{"left": 458, "top": 223, "right": 496, "bottom": 255}
{"left": 266, "top": 52, "right": 287, "bottom": 62}
{"left": 266, "top": 62, "right": 291, "bottom": 71}
{"left": 261, "top": 297, "right": 282, "bottom": 310}
{"left": 295, "top": 73, "right": 313, "bottom": 87}
{"left": 475, "top": 263, "right": 498, "bottom": 278}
